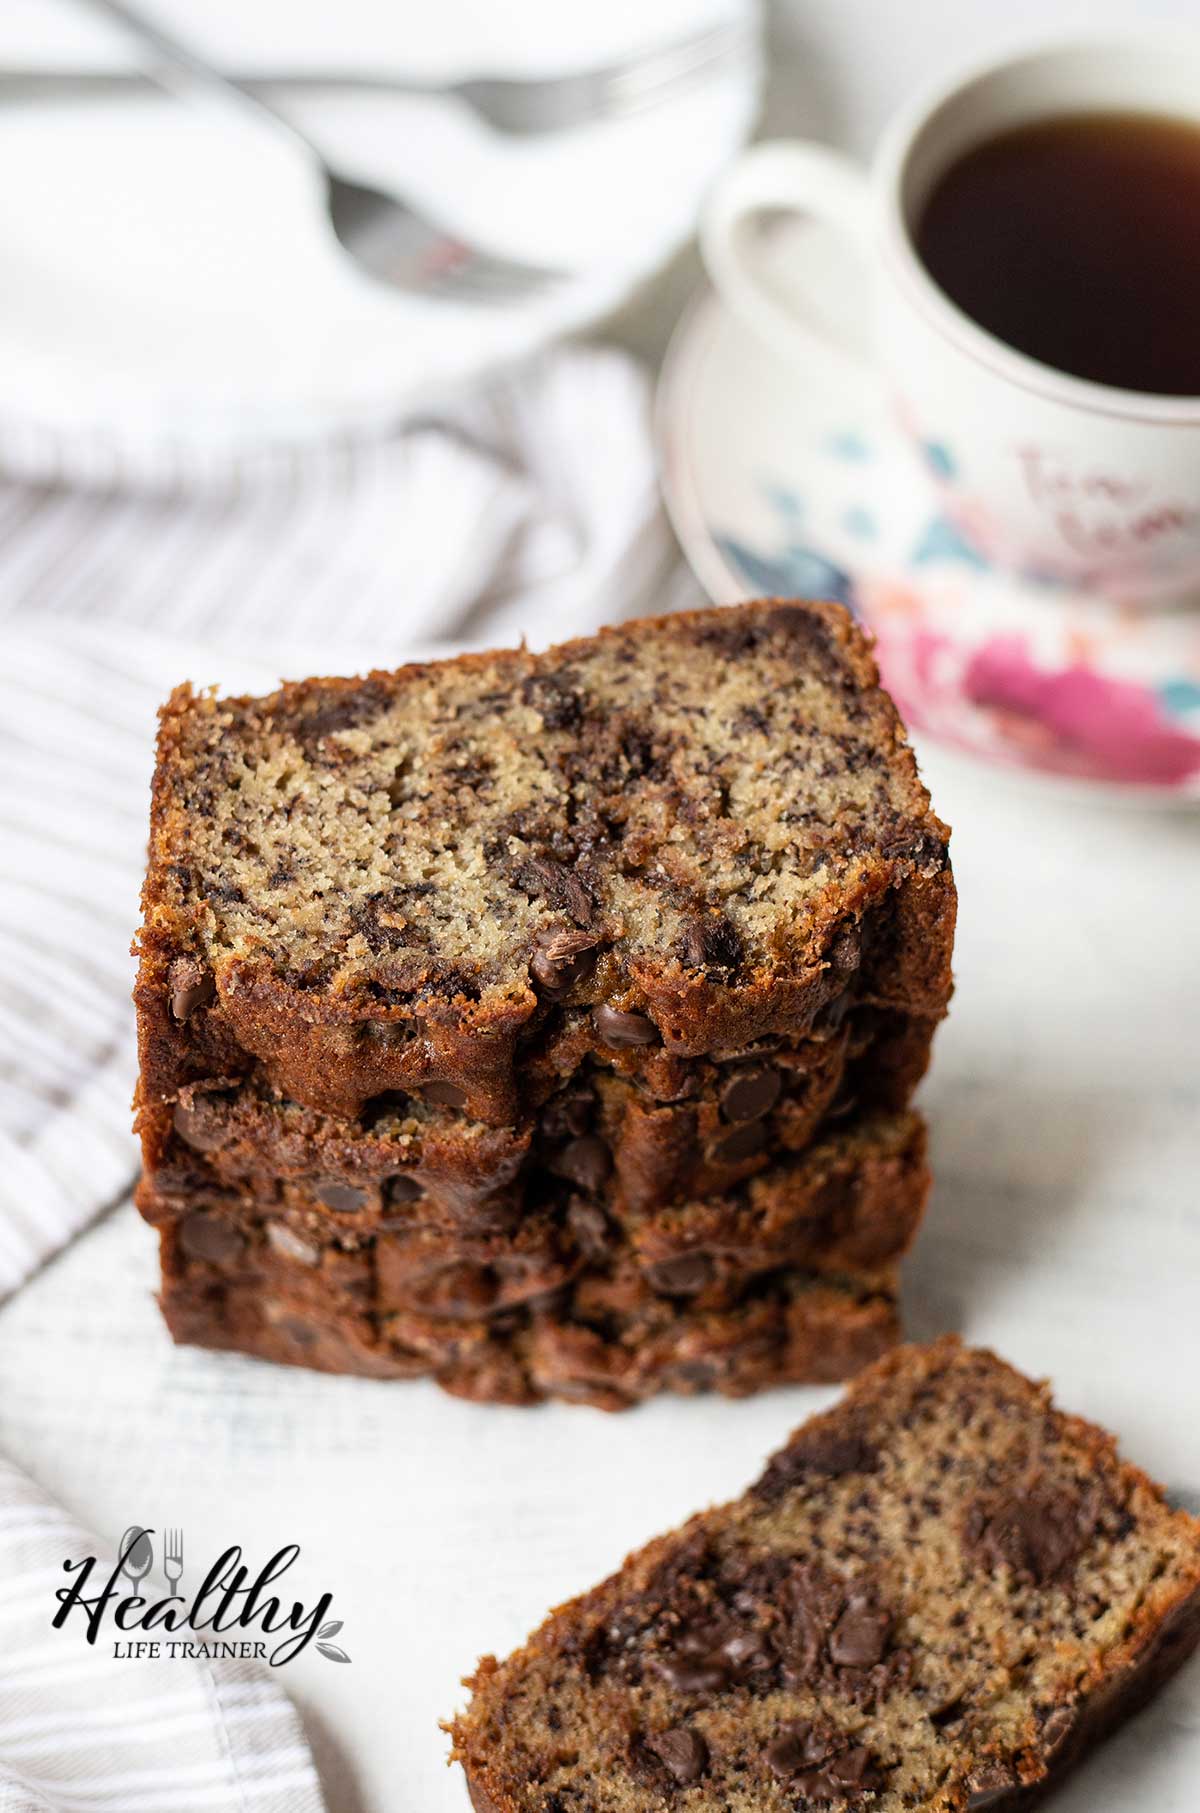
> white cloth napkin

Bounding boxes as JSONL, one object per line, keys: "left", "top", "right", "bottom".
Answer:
{"left": 0, "top": 343, "right": 699, "bottom": 1302}
{"left": 0, "top": 1453, "right": 326, "bottom": 1812}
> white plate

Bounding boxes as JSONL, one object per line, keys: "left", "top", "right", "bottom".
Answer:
{"left": 657, "top": 269, "right": 1200, "bottom": 802}
{"left": 0, "top": 2, "right": 759, "bottom": 485}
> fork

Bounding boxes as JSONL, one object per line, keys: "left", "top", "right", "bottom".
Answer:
{"left": 0, "top": 19, "right": 753, "bottom": 138}
{"left": 83, "top": 0, "right": 567, "bottom": 302}
{"left": 163, "top": 1526, "right": 184, "bottom": 1596}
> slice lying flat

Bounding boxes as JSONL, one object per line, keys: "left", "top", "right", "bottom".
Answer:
{"left": 449, "top": 1338, "right": 1200, "bottom": 1810}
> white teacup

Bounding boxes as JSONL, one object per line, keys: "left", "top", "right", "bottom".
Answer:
{"left": 701, "top": 35, "right": 1200, "bottom": 606}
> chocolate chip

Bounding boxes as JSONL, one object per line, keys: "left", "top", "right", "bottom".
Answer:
{"left": 593, "top": 1005, "right": 658, "bottom": 1047}
{"left": 829, "top": 1596, "right": 892, "bottom": 1667}
{"left": 555, "top": 1135, "right": 611, "bottom": 1193}
{"left": 179, "top": 1212, "right": 244, "bottom": 1266}
{"left": 655, "top": 1618, "right": 774, "bottom": 1696}
{"left": 964, "top": 1489, "right": 1092, "bottom": 1587}
{"left": 168, "top": 959, "right": 215, "bottom": 1023}
{"left": 521, "top": 670, "right": 584, "bottom": 730}
{"left": 753, "top": 1428, "right": 879, "bottom": 1502}
{"left": 540, "top": 1088, "right": 594, "bottom": 1141}
{"left": 314, "top": 1178, "right": 368, "bottom": 1214}
{"left": 645, "top": 1727, "right": 709, "bottom": 1785}
{"left": 266, "top": 1223, "right": 321, "bottom": 1266}
{"left": 514, "top": 857, "right": 594, "bottom": 927}
{"left": 772, "top": 1736, "right": 879, "bottom": 1802}
{"left": 826, "top": 1745, "right": 874, "bottom": 1788}
{"left": 798, "top": 1431, "right": 879, "bottom": 1477}
{"left": 423, "top": 1080, "right": 467, "bottom": 1110}
{"left": 655, "top": 1651, "right": 731, "bottom": 1693}
{"left": 530, "top": 929, "right": 601, "bottom": 996}
{"left": 766, "top": 1735, "right": 808, "bottom": 1779}
{"left": 766, "top": 1722, "right": 830, "bottom": 1778}
{"left": 644, "top": 1253, "right": 714, "bottom": 1297}
{"left": 171, "top": 1099, "right": 228, "bottom": 1153}
{"left": 712, "top": 1120, "right": 767, "bottom": 1163}
{"left": 778, "top": 1599, "right": 826, "bottom": 1684}
{"left": 719, "top": 1628, "right": 775, "bottom": 1676}
{"left": 383, "top": 1174, "right": 424, "bottom": 1206}
{"left": 765, "top": 602, "right": 840, "bottom": 664}
{"left": 681, "top": 913, "right": 743, "bottom": 974}
{"left": 720, "top": 1066, "right": 781, "bottom": 1123}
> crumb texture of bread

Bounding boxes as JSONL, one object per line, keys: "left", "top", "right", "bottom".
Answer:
{"left": 448, "top": 1339, "right": 1200, "bottom": 1807}
{"left": 134, "top": 602, "right": 954, "bottom": 1123}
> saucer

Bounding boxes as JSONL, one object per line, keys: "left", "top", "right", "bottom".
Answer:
{"left": 657, "top": 282, "right": 1200, "bottom": 800}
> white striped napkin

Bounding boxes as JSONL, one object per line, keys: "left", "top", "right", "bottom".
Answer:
{"left": 0, "top": 1453, "right": 325, "bottom": 1812}
{"left": 0, "top": 344, "right": 696, "bottom": 1301}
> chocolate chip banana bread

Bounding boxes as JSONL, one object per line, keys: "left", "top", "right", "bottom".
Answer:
{"left": 143, "top": 1070, "right": 532, "bottom": 1228}
{"left": 140, "top": 1108, "right": 928, "bottom": 1282}
{"left": 159, "top": 1258, "right": 900, "bottom": 1409}
{"left": 449, "top": 1338, "right": 1200, "bottom": 1806}
{"left": 145, "top": 1029, "right": 927, "bottom": 1233}
{"left": 134, "top": 601, "right": 954, "bottom": 1130}
{"left": 148, "top": 1113, "right": 927, "bottom": 1393}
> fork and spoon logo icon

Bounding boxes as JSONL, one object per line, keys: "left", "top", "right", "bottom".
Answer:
{"left": 119, "top": 1526, "right": 184, "bottom": 1594}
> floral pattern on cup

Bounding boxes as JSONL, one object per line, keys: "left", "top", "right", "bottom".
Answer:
{"left": 716, "top": 479, "right": 1200, "bottom": 793}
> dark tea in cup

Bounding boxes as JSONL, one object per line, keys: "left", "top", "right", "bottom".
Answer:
{"left": 915, "top": 111, "right": 1200, "bottom": 397}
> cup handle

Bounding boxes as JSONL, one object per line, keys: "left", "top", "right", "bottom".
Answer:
{"left": 701, "top": 141, "right": 880, "bottom": 401}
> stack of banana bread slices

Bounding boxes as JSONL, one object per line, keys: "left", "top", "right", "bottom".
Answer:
{"left": 132, "top": 600, "right": 956, "bottom": 1408}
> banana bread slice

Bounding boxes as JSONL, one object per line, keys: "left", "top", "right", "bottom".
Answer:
{"left": 145, "top": 1111, "right": 925, "bottom": 1343}
{"left": 449, "top": 1338, "right": 1200, "bottom": 1808}
{"left": 138, "top": 1108, "right": 928, "bottom": 1279}
{"left": 134, "top": 601, "right": 954, "bottom": 1126}
{"left": 159, "top": 1261, "right": 900, "bottom": 1408}
{"left": 140, "top": 1014, "right": 927, "bottom": 1231}
{"left": 141, "top": 1070, "right": 532, "bottom": 1229}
